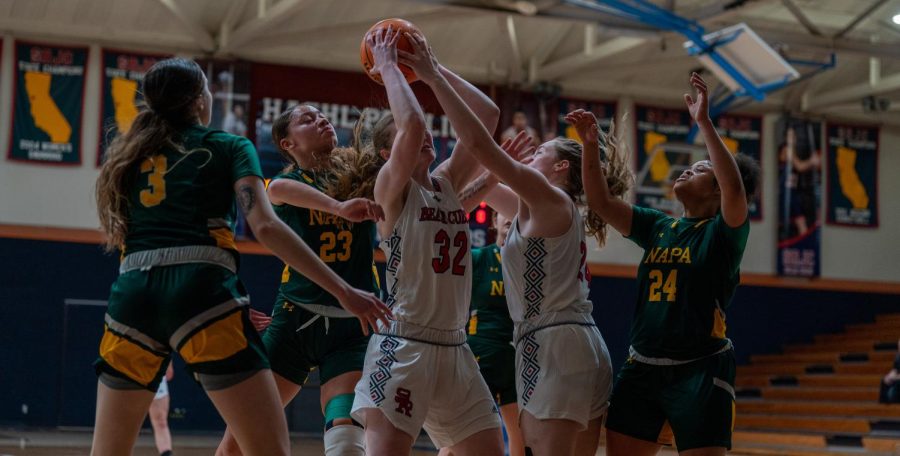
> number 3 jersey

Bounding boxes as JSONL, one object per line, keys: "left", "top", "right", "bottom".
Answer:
{"left": 124, "top": 125, "right": 262, "bottom": 258}
{"left": 272, "top": 169, "right": 379, "bottom": 314}
{"left": 626, "top": 205, "right": 750, "bottom": 360}
{"left": 381, "top": 175, "right": 471, "bottom": 331}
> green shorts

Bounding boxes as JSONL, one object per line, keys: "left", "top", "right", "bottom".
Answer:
{"left": 469, "top": 336, "right": 517, "bottom": 406}
{"left": 605, "top": 349, "right": 736, "bottom": 451}
{"left": 94, "top": 263, "right": 269, "bottom": 392}
{"left": 262, "top": 300, "right": 369, "bottom": 386}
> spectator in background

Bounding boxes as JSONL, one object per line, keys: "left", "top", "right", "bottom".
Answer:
{"left": 224, "top": 104, "right": 248, "bottom": 137}
{"left": 501, "top": 109, "right": 541, "bottom": 145}
{"left": 880, "top": 339, "right": 900, "bottom": 404}
{"left": 149, "top": 362, "right": 174, "bottom": 456}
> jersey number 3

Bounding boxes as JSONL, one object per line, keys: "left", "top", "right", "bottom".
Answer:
{"left": 139, "top": 155, "right": 168, "bottom": 207}
{"left": 432, "top": 229, "right": 467, "bottom": 275}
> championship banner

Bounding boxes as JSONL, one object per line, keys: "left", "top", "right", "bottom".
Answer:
{"left": 634, "top": 105, "right": 693, "bottom": 213}
{"left": 98, "top": 50, "right": 166, "bottom": 165}
{"left": 776, "top": 117, "right": 822, "bottom": 277}
{"left": 712, "top": 114, "right": 763, "bottom": 220}
{"left": 557, "top": 98, "right": 616, "bottom": 140}
{"left": 9, "top": 41, "right": 87, "bottom": 165}
{"left": 825, "top": 123, "right": 878, "bottom": 228}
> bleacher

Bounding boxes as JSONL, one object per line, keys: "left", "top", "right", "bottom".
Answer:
{"left": 731, "top": 313, "right": 900, "bottom": 455}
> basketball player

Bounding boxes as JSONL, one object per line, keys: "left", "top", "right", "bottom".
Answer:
{"left": 348, "top": 26, "right": 504, "bottom": 455}
{"left": 92, "top": 57, "right": 389, "bottom": 456}
{"left": 149, "top": 362, "right": 174, "bottom": 456}
{"left": 463, "top": 211, "right": 525, "bottom": 456}
{"left": 216, "top": 104, "right": 385, "bottom": 456}
{"left": 399, "top": 32, "right": 631, "bottom": 456}
{"left": 578, "top": 73, "right": 760, "bottom": 456}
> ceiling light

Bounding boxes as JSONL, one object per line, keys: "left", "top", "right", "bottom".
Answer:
{"left": 893, "top": 14, "right": 900, "bottom": 25}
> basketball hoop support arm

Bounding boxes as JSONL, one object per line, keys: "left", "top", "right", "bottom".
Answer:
{"left": 565, "top": 0, "right": 835, "bottom": 142}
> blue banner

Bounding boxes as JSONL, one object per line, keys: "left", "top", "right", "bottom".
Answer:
{"left": 9, "top": 41, "right": 87, "bottom": 165}
{"left": 98, "top": 49, "right": 166, "bottom": 165}
{"left": 777, "top": 117, "right": 822, "bottom": 277}
{"left": 825, "top": 123, "right": 878, "bottom": 228}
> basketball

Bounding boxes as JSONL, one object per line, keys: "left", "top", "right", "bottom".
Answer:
{"left": 360, "top": 18, "right": 421, "bottom": 85}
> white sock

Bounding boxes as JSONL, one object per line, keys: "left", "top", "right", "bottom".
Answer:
{"left": 324, "top": 424, "right": 365, "bottom": 456}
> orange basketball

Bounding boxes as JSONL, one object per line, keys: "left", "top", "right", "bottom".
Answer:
{"left": 360, "top": 18, "right": 421, "bottom": 85}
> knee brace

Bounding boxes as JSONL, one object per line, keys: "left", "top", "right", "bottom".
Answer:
{"left": 323, "top": 394, "right": 364, "bottom": 455}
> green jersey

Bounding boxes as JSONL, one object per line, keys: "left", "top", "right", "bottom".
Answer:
{"left": 273, "top": 169, "right": 379, "bottom": 310}
{"left": 467, "top": 244, "right": 513, "bottom": 343}
{"left": 124, "top": 125, "right": 262, "bottom": 257}
{"left": 626, "top": 206, "right": 749, "bottom": 360}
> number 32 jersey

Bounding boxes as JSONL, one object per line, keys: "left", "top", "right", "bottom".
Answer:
{"left": 381, "top": 175, "right": 471, "bottom": 331}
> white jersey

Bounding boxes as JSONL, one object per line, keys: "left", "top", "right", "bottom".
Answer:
{"left": 502, "top": 205, "right": 592, "bottom": 325}
{"left": 381, "top": 175, "right": 471, "bottom": 331}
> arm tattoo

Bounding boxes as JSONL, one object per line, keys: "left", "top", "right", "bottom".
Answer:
{"left": 458, "top": 174, "right": 489, "bottom": 203}
{"left": 237, "top": 185, "right": 256, "bottom": 213}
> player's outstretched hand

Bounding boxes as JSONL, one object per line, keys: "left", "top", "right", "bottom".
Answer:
{"left": 338, "top": 198, "right": 385, "bottom": 222}
{"left": 398, "top": 32, "right": 441, "bottom": 84}
{"left": 684, "top": 72, "right": 710, "bottom": 124}
{"left": 338, "top": 287, "right": 393, "bottom": 336}
{"left": 249, "top": 308, "right": 272, "bottom": 332}
{"left": 502, "top": 130, "right": 536, "bottom": 164}
{"left": 367, "top": 25, "right": 401, "bottom": 77}
{"left": 564, "top": 109, "right": 599, "bottom": 145}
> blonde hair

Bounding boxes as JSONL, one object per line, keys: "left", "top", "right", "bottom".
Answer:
{"left": 590, "top": 119, "right": 632, "bottom": 247}
{"left": 321, "top": 110, "right": 393, "bottom": 201}
{"left": 548, "top": 119, "right": 632, "bottom": 247}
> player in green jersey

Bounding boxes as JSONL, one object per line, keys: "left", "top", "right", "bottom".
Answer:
{"left": 465, "top": 211, "right": 525, "bottom": 456}
{"left": 93, "top": 58, "right": 390, "bottom": 456}
{"left": 574, "top": 73, "right": 761, "bottom": 456}
{"left": 216, "top": 104, "right": 385, "bottom": 456}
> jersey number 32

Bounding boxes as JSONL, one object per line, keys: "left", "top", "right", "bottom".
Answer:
{"left": 432, "top": 229, "right": 467, "bottom": 276}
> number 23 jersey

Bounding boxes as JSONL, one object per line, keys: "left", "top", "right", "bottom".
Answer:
{"left": 381, "top": 175, "right": 471, "bottom": 331}
{"left": 273, "top": 169, "right": 379, "bottom": 312}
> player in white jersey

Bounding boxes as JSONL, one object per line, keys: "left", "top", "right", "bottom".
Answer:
{"left": 348, "top": 27, "right": 503, "bottom": 455}
{"left": 401, "top": 33, "right": 632, "bottom": 456}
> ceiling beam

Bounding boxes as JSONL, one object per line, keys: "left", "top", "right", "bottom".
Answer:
{"left": 245, "top": 8, "right": 469, "bottom": 49}
{"left": 780, "top": 0, "right": 823, "bottom": 36}
{"left": 221, "top": 0, "right": 309, "bottom": 53}
{"left": 805, "top": 71, "right": 900, "bottom": 110}
{"left": 536, "top": 36, "right": 644, "bottom": 81}
{"left": 0, "top": 18, "right": 202, "bottom": 53}
{"left": 497, "top": 14, "right": 524, "bottom": 83}
{"left": 156, "top": 0, "right": 217, "bottom": 51}
{"left": 218, "top": 0, "right": 249, "bottom": 52}
{"left": 753, "top": 25, "right": 900, "bottom": 59}
{"left": 531, "top": 25, "right": 571, "bottom": 67}
{"left": 834, "top": 0, "right": 889, "bottom": 38}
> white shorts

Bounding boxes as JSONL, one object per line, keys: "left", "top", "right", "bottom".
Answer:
{"left": 516, "top": 324, "right": 612, "bottom": 429}
{"left": 154, "top": 378, "right": 169, "bottom": 400}
{"left": 351, "top": 334, "right": 501, "bottom": 448}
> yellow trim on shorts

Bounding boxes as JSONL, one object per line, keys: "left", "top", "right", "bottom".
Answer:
{"left": 657, "top": 420, "right": 674, "bottom": 446}
{"left": 711, "top": 307, "right": 727, "bottom": 338}
{"left": 99, "top": 325, "right": 165, "bottom": 386}
{"left": 178, "top": 311, "right": 248, "bottom": 364}
{"left": 209, "top": 227, "right": 237, "bottom": 251}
